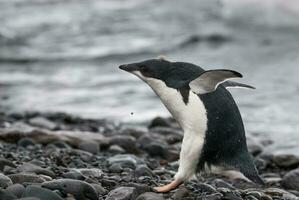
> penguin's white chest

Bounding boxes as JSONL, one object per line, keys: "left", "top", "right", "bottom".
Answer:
{"left": 147, "top": 78, "right": 208, "bottom": 133}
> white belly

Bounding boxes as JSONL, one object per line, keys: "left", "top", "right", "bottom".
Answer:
{"left": 146, "top": 78, "right": 208, "bottom": 181}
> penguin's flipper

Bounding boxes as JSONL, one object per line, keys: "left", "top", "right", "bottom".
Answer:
{"left": 222, "top": 81, "right": 256, "bottom": 89}
{"left": 189, "top": 69, "right": 242, "bottom": 94}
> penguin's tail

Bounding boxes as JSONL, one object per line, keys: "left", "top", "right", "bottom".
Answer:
{"left": 238, "top": 155, "right": 265, "bottom": 186}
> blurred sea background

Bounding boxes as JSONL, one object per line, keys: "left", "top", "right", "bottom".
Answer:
{"left": 0, "top": 0, "right": 298, "bottom": 154}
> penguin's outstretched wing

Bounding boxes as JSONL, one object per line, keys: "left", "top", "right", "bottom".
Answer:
{"left": 189, "top": 69, "right": 242, "bottom": 94}
{"left": 222, "top": 81, "right": 255, "bottom": 90}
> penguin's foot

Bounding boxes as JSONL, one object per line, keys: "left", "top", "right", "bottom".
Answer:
{"left": 154, "top": 179, "right": 182, "bottom": 193}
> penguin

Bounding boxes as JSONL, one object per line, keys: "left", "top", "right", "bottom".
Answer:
{"left": 119, "top": 58, "right": 264, "bottom": 193}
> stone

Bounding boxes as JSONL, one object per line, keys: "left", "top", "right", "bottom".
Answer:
{"left": 42, "top": 179, "right": 98, "bottom": 200}
{"left": 264, "top": 187, "right": 297, "bottom": 199}
{"left": 0, "top": 158, "right": 16, "bottom": 171}
{"left": 148, "top": 117, "right": 172, "bottom": 128}
{"left": 109, "top": 163, "right": 123, "bottom": 173}
{"left": 172, "top": 187, "right": 190, "bottom": 200}
{"left": 90, "top": 183, "right": 107, "bottom": 195}
{"left": 197, "top": 183, "right": 217, "bottom": 193}
{"left": 78, "top": 141, "right": 100, "bottom": 154}
{"left": 205, "top": 193, "right": 222, "bottom": 200}
{"left": 0, "top": 173, "right": 13, "bottom": 188}
{"left": 134, "top": 165, "right": 153, "bottom": 178}
{"left": 8, "top": 174, "right": 47, "bottom": 184}
{"left": 22, "top": 185, "right": 63, "bottom": 200}
{"left": 5, "top": 184, "right": 25, "bottom": 198}
{"left": 108, "top": 154, "right": 142, "bottom": 169}
{"left": 18, "top": 138, "right": 35, "bottom": 147}
{"left": 0, "top": 189, "right": 17, "bottom": 200}
{"left": 273, "top": 154, "right": 299, "bottom": 168}
{"left": 108, "top": 145, "right": 126, "bottom": 154}
{"left": 136, "top": 192, "right": 165, "bottom": 200}
{"left": 106, "top": 187, "right": 137, "bottom": 200}
{"left": 213, "top": 179, "right": 235, "bottom": 190}
{"left": 281, "top": 168, "right": 299, "bottom": 190}
{"left": 29, "top": 117, "right": 56, "bottom": 130}
{"left": 17, "top": 163, "right": 56, "bottom": 178}
{"left": 108, "top": 135, "right": 139, "bottom": 154}
{"left": 73, "top": 168, "right": 103, "bottom": 179}
{"left": 143, "top": 142, "right": 166, "bottom": 157}
{"left": 62, "top": 171, "right": 85, "bottom": 180}
{"left": 125, "top": 183, "right": 151, "bottom": 195}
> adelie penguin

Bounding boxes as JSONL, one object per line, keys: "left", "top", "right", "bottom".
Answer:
{"left": 119, "top": 58, "right": 264, "bottom": 193}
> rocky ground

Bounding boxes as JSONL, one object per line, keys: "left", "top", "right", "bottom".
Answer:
{"left": 0, "top": 112, "right": 299, "bottom": 200}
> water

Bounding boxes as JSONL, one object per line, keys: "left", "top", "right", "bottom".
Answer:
{"left": 0, "top": 0, "right": 299, "bottom": 155}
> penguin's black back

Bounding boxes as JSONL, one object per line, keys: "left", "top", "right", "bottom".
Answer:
{"left": 197, "top": 85, "right": 263, "bottom": 184}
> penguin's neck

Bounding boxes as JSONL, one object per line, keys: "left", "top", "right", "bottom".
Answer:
{"left": 145, "top": 78, "right": 208, "bottom": 133}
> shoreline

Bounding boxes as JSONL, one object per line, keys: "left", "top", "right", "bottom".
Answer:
{"left": 0, "top": 112, "right": 299, "bottom": 200}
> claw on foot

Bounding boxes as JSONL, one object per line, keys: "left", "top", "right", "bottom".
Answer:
{"left": 154, "top": 179, "right": 182, "bottom": 193}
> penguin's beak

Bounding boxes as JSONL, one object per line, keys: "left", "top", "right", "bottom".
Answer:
{"left": 119, "top": 64, "right": 138, "bottom": 72}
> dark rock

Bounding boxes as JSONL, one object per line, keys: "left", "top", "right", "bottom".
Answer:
{"left": 205, "top": 193, "right": 222, "bottom": 200}
{"left": 22, "top": 185, "right": 63, "bottom": 200}
{"left": 163, "top": 149, "right": 179, "bottom": 162}
{"left": 213, "top": 179, "right": 235, "bottom": 190}
{"left": 108, "top": 154, "right": 142, "bottom": 169}
{"left": 108, "top": 145, "right": 126, "bottom": 154}
{"left": 197, "top": 183, "right": 217, "bottom": 193}
{"left": 106, "top": 187, "right": 137, "bottom": 200}
{"left": 165, "top": 134, "right": 182, "bottom": 145}
{"left": 17, "top": 163, "right": 56, "bottom": 178}
{"left": 143, "top": 142, "right": 166, "bottom": 157}
{"left": 91, "top": 183, "right": 107, "bottom": 195}
{"left": 78, "top": 141, "right": 100, "bottom": 154}
{"left": 121, "top": 128, "right": 146, "bottom": 139}
{"left": 245, "top": 191, "right": 262, "bottom": 199}
{"left": 29, "top": 117, "right": 56, "bottom": 130}
{"left": 125, "top": 183, "right": 151, "bottom": 195}
{"left": 108, "top": 135, "right": 139, "bottom": 154}
{"left": 222, "top": 192, "right": 243, "bottom": 200}
{"left": 150, "top": 127, "right": 182, "bottom": 136}
{"left": 101, "top": 178, "right": 117, "bottom": 188}
{"left": 281, "top": 168, "right": 299, "bottom": 190}
{"left": 136, "top": 192, "right": 165, "bottom": 200}
{"left": 5, "top": 184, "right": 25, "bottom": 198}
{"left": 17, "top": 197, "right": 40, "bottom": 200}
{"left": 18, "top": 138, "right": 35, "bottom": 147}
{"left": 273, "top": 154, "right": 299, "bottom": 168}
{"left": 172, "top": 187, "right": 190, "bottom": 200}
{"left": 109, "top": 163, "right": 123, "bottom": 173}
{"left": 148, "top": 117, "right": 172, "bottom": 128}
{"left": 248, "top": 144, "right": 263, "bottom": 157}
{"left": 264, "top": 187, "right": 298, "bottom": 199}
{"left": 42, "top": 179, "right": 98, "bottom": 200}
{"left": 0, "top": 189, "right": 17, "bottom": 200}
{"left": 8, "top": 174, "right": 47, "bottom": 184}
{"left": 0, "top": 158, "right": 16, "bottom": 171}
{"left": 0, "top": 173, "right": 13, "bottom": 188}
{"left": 62, "top": 171, "right": 85, "bottom": 180}
{"left": 134, "top": 165, "right": 153, "bottom": 178}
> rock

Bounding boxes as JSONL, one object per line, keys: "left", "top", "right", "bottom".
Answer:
{"left": 205, "top": 193, "right": 222, "bottom": 200}
{"left": 148, "top": 117, "right": 172, "bottom": 128}
{"left": 222, "top": 192, "right": 243, "bottom": 200}
{"left": 264, "top": 187, "right": 298, "bottom": 199}
{"left": 5, "top": 184, "right": 25, "bottom": 198}
{"left": 91, "top": 183, "right": 107, "bottom": 195}
{"left": 74, "top": 168, "right": 103, "bottom": 179}
{"left": 163, "top": 149, "right": 179, "bottom": 162}
{"left": 109, "top": 163, "right": 123, "bottom": 173}
{"left": 273, "top": 154, "right": 299, "bottom": 168}
{"left": 172, "top": 187, "right": 190, "bottom": 200}
{"left": 17, "top": 197, "right": 40, "bottom": 200}
{"left": 246, "top": 191, "right": 262, "bottom": 199}
{"left": 136, "top": 192, "right": 165, "bottom": 200}
{"left": 121, "top": 128, "right": 146, "bottom": 139}
{"left": 42, "top": 179, "right": 98, "bottom": 200}
{"left": 18, "top": 138, "right": 35, "bottom": 147}
{"left": 48, "top": 141, "right": 71, "bottom": 149}
{"left": 8, "top": 174, "right": 47, "bottom": 184}
{"left": 108, "top": 135, "right": 139, "bottom": 154}
{"left": 281, "top": 168, "right": 299, "bottom": 190}
{"left": 22, "top": 185, "right": 63, "bottom": 200}
{"left": 213, "top": 179, "right": 235, "bottom": 190}
{"left": 143, "top": 142, "right": 166, "bottom": 157}
{"left": 196, "top": 183, "right": 217, "bottom": 193}
{"left": 29, "top": 117, "right": 56, "bottom": 130}
{"left": 165, "top": 134, "right": 182, "bottom": 145}
{"left": 248, "top": 144, "right": 263, "bottom": 156}
{"left": 106, "top": 187, "right": 137, "bottom": 200}
{"left": 62, "top": 171, "right": 85, "bottom": 180}
{"left": 0, "top": 189, "right": 17, "bottom": 200}
{"left": 108, "top": 145, "right": 126, "bottom": 154}
{"left": 17, "top": 163, "right": 56, "bottom": 178}
{"left": 0, "top": 173, "right": 13, "bottom": 188}
{"left": 108, "top": 154, "right": 142, "bottom": 169}
{"left": 134, "top": 165, "right": 153, "bottom": 178}
{"left": 125, "top": 183, "right": 151, "bottom": 195}
{"left": 78, "top": 141, "right": 100, "bottom": 154}
{"left": 0, "top": 158, "right": 16, "bottom": 171}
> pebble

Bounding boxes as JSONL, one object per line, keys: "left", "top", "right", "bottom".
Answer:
{"left": 29, "top": 117, "right": 56, "bottom": 130}
{"left": 8, "top": 174, "right": 48, "bottom": 184}
{"left": 108, "top": 154, "right": 141, "bottom": 169}
{"left": 18, "top": 138, "right": 35, "bottom": 147}
{"left": 136, "top": 192, "right": 165, "bottom": 200}
{"left": 91, "top": 183, "right": 107, "bottom": 195}
{"left": 42, "top": 179, "right": 98, "bottom": 200}
{"left": 17, "top": 163, "right": 56, "bottom": 178}
{"left": 108, "top": 145, "right": 126, "bottom": 154}
{"left": 0, "top": 158, "right": 16, "bottom": 171}
{"left": 172, "top": 187, "right": 190, "bottom": 200}
{"left": 109, "top": 163, "right": 123, "bottom": 173}
{"left": 281, "top": 168, "right": 299, "bottom": 190}
{"left": 143, "top": 142, "right": 166, "bottom": 157}
{"left": 74, "top": 168, "right": 103, "bottom": 179}
{"left": 0, "top": 189, "right": 17, "bottom": 200}
{"left": 134, "top": 165, "right": 153, "bottom": 178}
{"left": 23, "top": 185, "right": 64, "bottom": 200}
{"left": 196, "top": 183, "right": 217, "bottom": 193}
{"left": 78, "top": 140, "right": 100, "bottom": 154}
{"left": 0, "top": 173, "right": 13, "bottom": 188}
{"left": 148, "top": 117, "right": 172, "bottom": 128}
{"left": 62, "top": 171, "right": 85, "bottom": 180}
{"left": 5, "top": 183, "right": 25, "bottom": 198}
{"left": 125, "top": 183, "right": 151, "bottom": 195}
{"left": 109, "top": 135, "right": 139, "bottom": 154}
{"left": 106, "top": 187, "right": 138, "bottom": 200}
{"left": 272, "top": 154, "right": 299, "bottom": 168}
